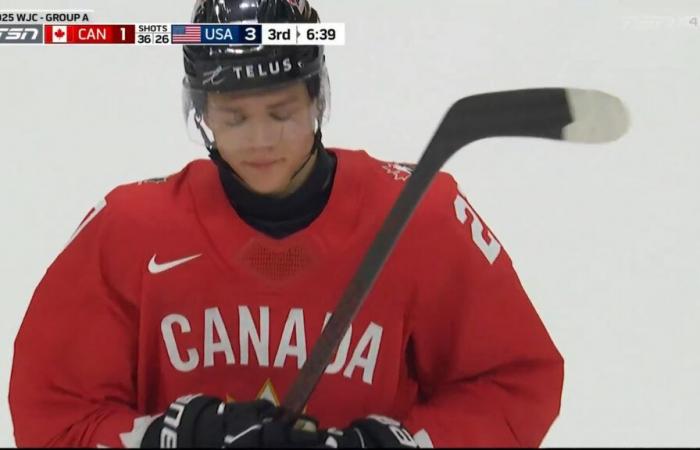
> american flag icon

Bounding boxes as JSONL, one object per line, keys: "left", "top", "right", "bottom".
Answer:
{"left": 172, "top": 25, "right": 202, "bottom": 43}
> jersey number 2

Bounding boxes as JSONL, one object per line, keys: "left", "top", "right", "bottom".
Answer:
{"left": 453, "top": 193, "right": 501, "bottom": 264}
{"left": 65, "top": 198, "right": 107, "bottom": 248}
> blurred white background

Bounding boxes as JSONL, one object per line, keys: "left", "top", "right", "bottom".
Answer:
{"left": 1, "top": 0, "right": 698, "bottom": 446}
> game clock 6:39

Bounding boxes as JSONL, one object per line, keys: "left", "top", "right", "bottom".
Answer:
{"left": 307, "top": 27, "right": 334, "bottom": 40}
{"left": 297, "top": 23, "right": 344, "bottom": 45}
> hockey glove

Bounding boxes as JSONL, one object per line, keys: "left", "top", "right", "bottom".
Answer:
{"left": 322, "top": 415, "right": 420, "bottom": 448}
{"left": 140, "top": 394, "right": 326, "bottom": 448}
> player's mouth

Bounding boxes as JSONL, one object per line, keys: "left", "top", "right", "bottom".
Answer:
{"left": 243, "top": 159, "right": 283, "bottom": 170}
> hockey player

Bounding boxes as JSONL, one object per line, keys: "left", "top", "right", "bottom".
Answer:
{"left": 9, "top": 0, "right": 564, "bottom": 447}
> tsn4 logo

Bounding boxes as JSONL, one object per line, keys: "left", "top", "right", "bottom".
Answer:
{"left": 0, "top": 25, "right": 43, "bottom": 43}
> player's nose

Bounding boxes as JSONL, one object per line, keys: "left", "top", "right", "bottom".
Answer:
{"left": 243, "top": 118, "right": 283, "bottom": 148}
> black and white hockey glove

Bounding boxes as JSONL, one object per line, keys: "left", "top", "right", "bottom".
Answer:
{"left": 322, "top": 415, "right": 420, "bottom": 448}
{"left": 140, "top": 394, "right": 326, "bottom": 448}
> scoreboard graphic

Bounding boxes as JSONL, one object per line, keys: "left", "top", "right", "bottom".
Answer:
{"left": 0, "top": 10, "right": 344, "bottom": 46}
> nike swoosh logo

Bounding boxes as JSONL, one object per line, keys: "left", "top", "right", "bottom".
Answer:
{"left": 148, "top": 254, "right": 201, "bottom": 274}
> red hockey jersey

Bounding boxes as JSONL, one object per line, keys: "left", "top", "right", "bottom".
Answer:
{"left": 10, "top": 148, "right": 564, "bottom": 447}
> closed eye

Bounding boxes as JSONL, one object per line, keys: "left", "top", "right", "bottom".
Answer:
{"left": 271, "top": 111, "right": 294, "bottom": 121}
{"left": 223, "top": 116, "right": 246, "bottom": 126}
{"left": 271, "top": 104, "right": 304, "bottom": 121}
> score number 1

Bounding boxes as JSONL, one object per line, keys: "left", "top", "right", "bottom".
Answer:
{"left": 107, "top": 25, "right": 135, "bottom": 44}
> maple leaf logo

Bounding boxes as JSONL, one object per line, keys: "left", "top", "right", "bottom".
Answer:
{"left": 381, "top": 162, "right": 415, "bottom": 181}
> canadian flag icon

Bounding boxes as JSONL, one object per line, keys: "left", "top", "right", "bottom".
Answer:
{"left": 52, "top": 26, "right": 67, "bottom": 43}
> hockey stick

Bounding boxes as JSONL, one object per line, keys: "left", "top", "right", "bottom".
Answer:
{"left": 280, "top": 88, "right": 630, "bottom": 421}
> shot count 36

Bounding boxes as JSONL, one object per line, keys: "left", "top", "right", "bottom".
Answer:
{"left": 38, "top": 23, "right": 345, "bottom": 45}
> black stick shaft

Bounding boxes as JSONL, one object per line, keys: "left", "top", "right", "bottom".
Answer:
{"left": 281, "top": 139, "right": 453, "bottom": 419}
{"left": 280, "top": 88, "right": 575, "bottom": 420}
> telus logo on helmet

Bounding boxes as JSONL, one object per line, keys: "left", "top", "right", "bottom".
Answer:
{"left": 203, "top": 57, "right": 295, "bottom": 86}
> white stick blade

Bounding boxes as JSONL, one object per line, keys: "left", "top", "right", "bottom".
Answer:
{"left": 563, "top": 89, "right": 630, "bottom": 143}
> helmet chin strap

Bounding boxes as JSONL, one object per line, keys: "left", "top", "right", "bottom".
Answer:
{"left": 289, "top": 128, "right": 321, "bottom": 179}
{"left": 195, "top": 113, "right": 322, "bottom": 196}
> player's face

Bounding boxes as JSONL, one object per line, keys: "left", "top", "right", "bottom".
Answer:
{"left": 205, "top": 82, "right": 317, "bottom": 197}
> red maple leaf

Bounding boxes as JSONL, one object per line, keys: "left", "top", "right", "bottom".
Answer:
{"left": 55, "top": 28, "right": 65, "bottom": 38}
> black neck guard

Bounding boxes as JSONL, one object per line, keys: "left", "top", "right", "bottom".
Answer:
{"left": 215, "top": 144, "right": 337, "bottom": 239}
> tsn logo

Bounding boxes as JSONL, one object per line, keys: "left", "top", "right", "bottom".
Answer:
{"left": 0, "top": 26, "right": 41, "bottom": 42}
